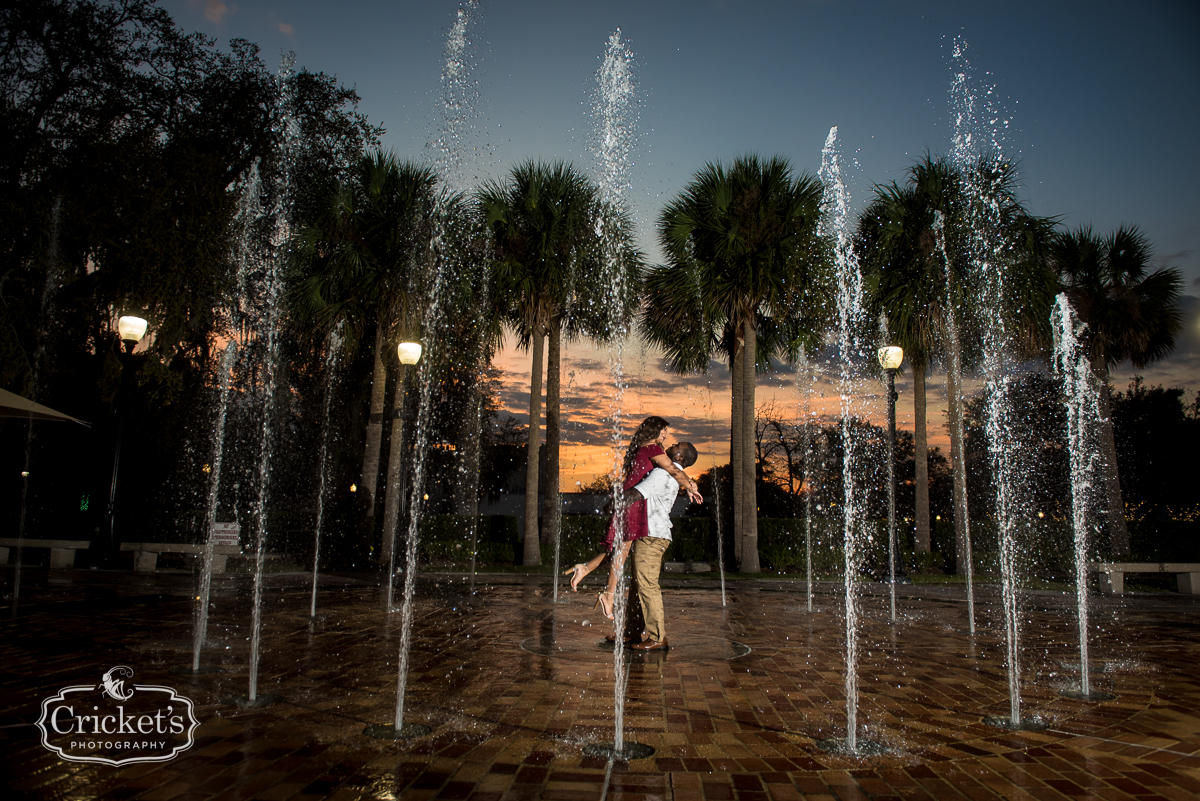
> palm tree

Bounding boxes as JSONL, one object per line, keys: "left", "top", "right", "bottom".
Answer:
{"left": 1051, "top": 224, "right": 1183, "bottom": 555}
{"left": 858, "top": 155, "right": 1055, "bottom": 569}
{"left": 859, "top": 178, "right": 946, "bottom": 556}
{"left": 291, "top": 151, "right": 437, "bottom": 539}
{"left": 477, "top": 160, "right": 641, "bottom": 565}
{"left": 645, "top": 155, "right": 828, "bottom": 573}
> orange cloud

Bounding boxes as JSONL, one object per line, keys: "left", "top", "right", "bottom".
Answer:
{"left": 489, "top": 333, "right": 959, "bottom": 487}
{"left": 203, "top": 0, "right": 230, "bottom": 24}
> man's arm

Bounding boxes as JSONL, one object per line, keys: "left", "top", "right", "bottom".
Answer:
{"left": 650, "top": 452, "right": 702, "bottom": 503}
{"left": 626, "top": 466, "right": 680, "bottom": 507}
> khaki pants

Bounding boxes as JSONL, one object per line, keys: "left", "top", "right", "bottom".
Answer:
{"left": 632, "top": 536, "right": 670, "bottom": 642}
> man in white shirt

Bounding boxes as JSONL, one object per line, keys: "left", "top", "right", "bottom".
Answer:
{"left": 624, "top": 441, "right": 698, "bottom": 651}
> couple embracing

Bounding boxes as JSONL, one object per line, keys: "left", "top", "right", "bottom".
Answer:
{"left": 565, "top": 416, "right": 703, "bottom": 651}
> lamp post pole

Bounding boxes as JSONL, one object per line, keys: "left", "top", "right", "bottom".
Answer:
{"left": 878, "top": 346, "right": 904, "bottom": 622}
{"left": 106, "top": 316, "right": 148, "bottom": 561}
{"left": 384, "top": 341, "right": 422, "bottom": 611}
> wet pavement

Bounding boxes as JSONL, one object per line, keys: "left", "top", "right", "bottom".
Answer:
{"left": 2, "top": 566, "right": 1198, "bottom": 800}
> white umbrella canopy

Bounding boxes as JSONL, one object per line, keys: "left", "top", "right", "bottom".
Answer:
{"left": 0, "top": 388, "right": 90, "bottom": 426}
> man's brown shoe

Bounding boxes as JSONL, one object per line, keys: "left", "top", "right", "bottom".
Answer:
{"left": 631, "top": 639, "right": 668, "bottom": 651}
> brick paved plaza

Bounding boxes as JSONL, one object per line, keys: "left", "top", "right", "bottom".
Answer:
{"left": 2, "top": 566, "right": 1198, "bottom": 800}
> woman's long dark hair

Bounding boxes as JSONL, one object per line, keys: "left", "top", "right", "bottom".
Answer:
{"left": 622, "top": 416, "right": 669, "bottom": 476}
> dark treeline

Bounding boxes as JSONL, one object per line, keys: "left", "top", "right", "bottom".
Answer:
{"left": 1, "top": 0, "right": 380, "bottom": 556}
{"left": 673, "top": 373, "right": 1198, "bottom": 571}
{"left": 2, "top": 0, "right": 1189, "bottom": 574}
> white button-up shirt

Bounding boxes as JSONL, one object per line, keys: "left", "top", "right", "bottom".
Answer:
{"left": 633, "top": 462, "right": 682, "bottom": 541}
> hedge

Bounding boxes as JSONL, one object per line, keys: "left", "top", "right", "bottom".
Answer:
{"left": 406, "top": 512, "right": 1200, "bottom": 578}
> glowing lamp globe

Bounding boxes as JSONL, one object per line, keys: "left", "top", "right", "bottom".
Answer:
{"left": 118, "top": 316, "right": 148, "bottom": 343}
{"left": 877, "top": 346, "right": 903, "bottom": 371}
{"left": 397, "top": 341, "right": 423, "bottom": 365}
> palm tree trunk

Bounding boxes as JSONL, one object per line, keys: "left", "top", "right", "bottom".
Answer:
{"left": 543, "top": 323, "right": 562, "bottom": 548}
{"left": 740, "top": 317, "right": 761, "bottom": 573}
{"left": 360, "top": 328, "right": 389, "bottom": 518}
{"left": 730, "top": 345, "right": 744, "bottom": 571}
{"left": 947, "top": 363, "right": 971, "bottom": 573}
{"left": 914, "top": 361, "right": 930, "bottom": 552}
{"left": 1094, "top": 358, "right": 1130, "bottom": 555}
{"left": 381, "top": 362, "right": 409, "bottom": 565}
{"left": 523, "top": 331, "right": 545, "bottom": 565}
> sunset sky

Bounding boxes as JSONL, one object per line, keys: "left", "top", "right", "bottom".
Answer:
{"left": 164, "top": 0, "right": 1200, "bottom": 485}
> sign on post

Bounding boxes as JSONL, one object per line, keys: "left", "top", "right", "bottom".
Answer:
{"left": 211, "top": 523, "right": 239, "bottom": 548}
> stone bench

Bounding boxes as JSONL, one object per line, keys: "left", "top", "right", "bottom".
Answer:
{"left": 0, "top": 538, "right": 90, "bottom": 569}
{"left": 1089, "top": 562, "right": 1200, "bottom": 595}
{"left": 120, "top": 543, "right": 241, "bottom": 573}
{"left": 664, "top": 561, "right": 712, "bottom": 574}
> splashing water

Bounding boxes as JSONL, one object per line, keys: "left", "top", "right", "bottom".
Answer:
{"left": 192, "top": 334, "right": 239, "bottom": 670}
{"left": 309, "top": 324, "right": 344, "bottom": 617}
{"left": 247, "top": 52, "right": 301, "bottom": 702}
{"left": 435, "top": 0, "right": 490, "bottom": 593}
{"left": 932, "top": 210, "right": 976, "bottom": 633}
{"left": 592, "top": 28, "right": 640, "bottom": 758}
{"left": 393, "top": 212, "right": 452, "bottom": 732}
{"left": 426, "top": 1, "right": 487, "bottom": 193}
{"left": 949, "top": 38, "right": 1028, "bottom": 726}
{"left": 193, "top": 114, "right": 285, "bottom": 672}
{"left": 594, "top": 30, "right": 638, "bottom": 205}
{"left": 820, "top": 126, "right": 872, "bottom": 752}
{"left": 1052, "top": 294, "right": 1104, "bottom": 698}
{"left": 391, "top": 2, "right": 488, "bottom": 731}
{"left": 11, "top": 196, "right": 64, "bottom": 618}
{"left": 190, "top": 164, "right": 267, "bottom": 669}
{"left": 878, "top": 312, "right": 899, "bottom": 624}
{"left": 795, "top": 346, "right": 816, "bottom": 612}
{"left": 707, "top": 380, "right": 727, "bottom": 607}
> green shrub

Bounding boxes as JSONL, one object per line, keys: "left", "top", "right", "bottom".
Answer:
{"left": 543, "top": 515, "right": 607, "bottom": 567}
{"left": 539, "top": 515, "right": 714, "bottom": 568}
{"left": 664, "top": 518, "right": 713, "bottom": 562}
{"left": 418, "top": 515, "right": 519, "bottom": 566}
{"left": 1130, "top": 519, "right": 1200, "bottom": 562}
{"left": 757, "top": 518, "right": 845, "bottom": 575}
{"left": 931, "top": 517, "right": 1082, "bottom": 580}
{"left": 911, "top": 550, "right": 948, "bottom": 575}
{"left": 414, "top": 511, "right": 1188, "bottom": 581}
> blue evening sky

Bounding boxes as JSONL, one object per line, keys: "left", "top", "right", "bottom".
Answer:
{"left": 162, "top": 0, "right": 1200, "bottom": 475}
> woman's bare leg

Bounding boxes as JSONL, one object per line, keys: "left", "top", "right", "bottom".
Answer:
{"left": 593, "top": 542, "right": 629, "bottom": 620}
{"left": 568, "top": 551, "right": 609, "bottom": 591}
{"left": 605, "top": 541, "right": 632, "bottom": 595}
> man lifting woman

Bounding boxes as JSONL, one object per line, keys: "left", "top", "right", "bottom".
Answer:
{"left": 564, "top": 416, "right": 702, "bottom": 650}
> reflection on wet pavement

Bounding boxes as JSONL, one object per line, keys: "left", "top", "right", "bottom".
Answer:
{"left": 2, "top": 567, "right": 1198, "bottom": 799}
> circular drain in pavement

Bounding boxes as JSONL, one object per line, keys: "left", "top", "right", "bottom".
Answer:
{"left": 815, "top": 737, "right": 889, "bottom": 756}
{"left": 583, "top": 741, "right": 655, "bottom": 760}
{"left": 222, "top": 693, "right": 282, "bottom": 708}
{"left": 169, "top": 664, "right": 223, "bottom": 675}
{"left": 1060, "top": 689, "right": 1116, "bottom": 701}
{"left": 982, "top": 715, "right": 1050, "bottom": 731}
{"left": 363, "top": 722, "right": 433, "bottom": 740}
{"left": 519, "top": 635, "right": 750, "bottom": 661}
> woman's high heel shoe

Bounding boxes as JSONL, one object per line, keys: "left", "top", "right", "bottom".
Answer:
{"left": 564, "top": 563, "right": 589, "bottom": 591}
{"left": 593, "top": 591, "right": 615, "bottom": 620}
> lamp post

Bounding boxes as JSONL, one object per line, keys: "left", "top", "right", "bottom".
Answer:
{"left": 877, "top": 345, "right": 905, "bottom": 622}
{"left": 384, "top": 341, "right": 422, "bottom": 610}
{"left": 397, "top": 341, "right": 422, "bottom": 366}
{"left": 106, "top": 316, "right": 148, "bottom": 560}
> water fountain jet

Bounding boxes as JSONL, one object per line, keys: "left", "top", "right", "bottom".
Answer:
{"left": 309, "top": 323, "right": 344, "bottom": 618}
{"left": 818, "top": 125, "right": 886, "bottom": 755}
{"left": 1052, "top": 293, "right": 1114, "bottom": 702}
